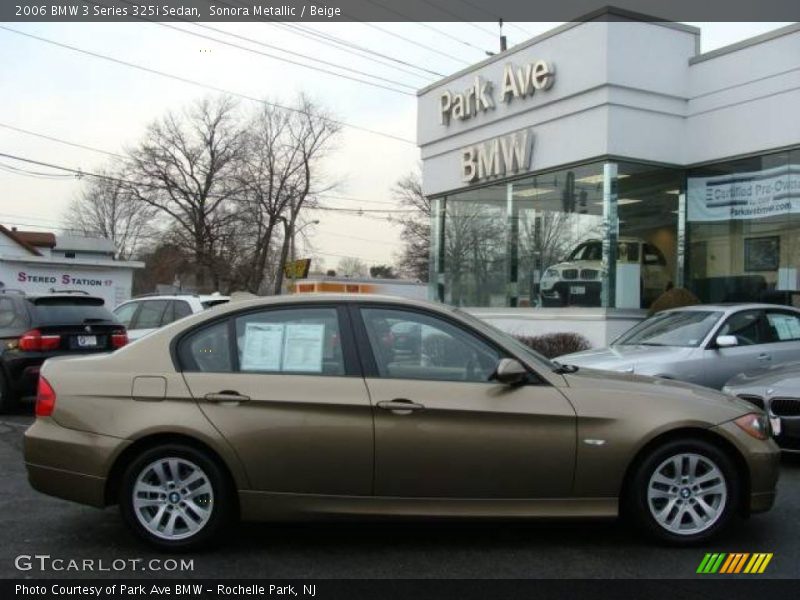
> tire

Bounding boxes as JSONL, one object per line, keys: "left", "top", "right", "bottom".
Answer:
{"left": 0, "top": 371, "right": 19, "bottom": 414}
{"left": 119, "top": 443, "right": 234, "bottom": 551}
{"left": 626, "top": 438, "right": 740, "bottom": 545}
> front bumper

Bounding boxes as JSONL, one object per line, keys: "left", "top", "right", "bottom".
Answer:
{"left": 711, "top": 420, "right": 780, "bottom": 514}
{"left": 24, "top": 417, "right": 129, "bottom": 508}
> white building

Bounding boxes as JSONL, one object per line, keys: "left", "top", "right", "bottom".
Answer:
{"left": 0, "top": 225, "right": 143, "bottom": 307}
{"left": 418, "top": 9, "right": 800, "bottom": 345}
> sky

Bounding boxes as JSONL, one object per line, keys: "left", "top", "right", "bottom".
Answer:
{"left": 0, "top": 20, "right": 793, "bottom": 274}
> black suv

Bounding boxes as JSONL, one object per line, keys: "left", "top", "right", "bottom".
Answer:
{"left": 0, "top": 291, "right": 127, "bottom": 412}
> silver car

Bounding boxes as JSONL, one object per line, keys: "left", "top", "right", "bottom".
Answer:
{"left": 723, "top": 362, "right": 800, "bottom": 452}
{"left": 558, "top": 304, "right": 800, "bottom": 389}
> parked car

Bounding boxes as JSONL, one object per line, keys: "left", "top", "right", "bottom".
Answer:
{"left": 558, "top": 303, "right": 800, "bottom": 389}
{"left": 25, "top": 294, "right": 778, "bottom": 549}
{"left": 113, "top": 293, "right": 229, "bottom": 341}
{"left": 539, "top": 238, "right": 671, "bottom": 308}
{"left": 723, "top": 362, "right": 800, "bottom": 452}
{"left": 0, "top": 291, "right": 127, "bottom": 412}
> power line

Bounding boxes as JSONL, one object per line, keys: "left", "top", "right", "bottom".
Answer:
{"left": 0, "top": 25, "right": 416, "bottom": 145}
{"left": 0, "top": 122, "right": 127, "bottom": 160}
{"left": 214, "top": 0, "right": 444, "bottom": 79}
{"left": 415, "top": 0, "right": 500, "bottom": 39}
{"left": 357, "top": 0, "right": 489, "bottom": 56}
{"left": 0, "top": 151, "right": 419, "bottom": 214}
{"left": 0, "top": 161, "right": 76, "bottom": 179}
{"left": 450, "top": 0, "right": 535, "bottom": 37}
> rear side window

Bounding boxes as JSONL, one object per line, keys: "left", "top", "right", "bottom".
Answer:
{"left": 0, "top": 298, "right": 24, "bottom": 329}
{"left": 234, "top": 307, "right": 344, "bottom": 376}
{"left": 173, "top": 300, "right": 193, "bottom": 320}
{"left": 179, "top": 321, "right": 232, "bottom": 373}
{"left": 134, "top": 300, "right": 168, "bottom": 329}
{"left": 29, "top": 297, "right": 115, "bottom": 326}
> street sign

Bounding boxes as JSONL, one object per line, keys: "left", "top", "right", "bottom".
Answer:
{"left": 284, "top": 258, "right": 311, "bottom": 280}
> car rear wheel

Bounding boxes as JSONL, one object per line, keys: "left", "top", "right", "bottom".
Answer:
{"left": 627, "top": 439, "right": 739, "bottom": 544}
{"left": 119, "top": 444, "right": 233, "bottom": 550}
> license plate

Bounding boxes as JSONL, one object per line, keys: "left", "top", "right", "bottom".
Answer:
{"left": 570, "top": 285, "right": 586, "bottom": 295}
{"left": 770, "top": 417, "right": 781, "bottom": 437}
{"left": 76, "top": 335, "right": 98, "bottom": 348}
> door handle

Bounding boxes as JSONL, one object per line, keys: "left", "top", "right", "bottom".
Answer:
{"left": 757, "top": 353, "right": 772, "bottom": 361}
{"left": 376, "top": 399, "right": 425, "bottom": 414}
{"left": 204, "top": 391, "right": 251, "bottom": 403}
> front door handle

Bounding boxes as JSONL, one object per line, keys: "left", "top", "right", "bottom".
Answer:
{"left": 376, "top": 399, "right": 425, "bottom": 414}
{"left": 204, "top": 391, "right": 251, "bottom": 403}
{"left": 757, "top": 353, "right": 772, "bottom": 361}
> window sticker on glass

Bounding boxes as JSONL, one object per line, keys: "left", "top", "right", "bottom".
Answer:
{"left": 282, "top": 323, "right": 325, "bottom": 372}
{"left": 240, "top": 322, "right": 285, "bottom": 371}
{"left": 769, "top": 314, "right": 800, "bottom": 340}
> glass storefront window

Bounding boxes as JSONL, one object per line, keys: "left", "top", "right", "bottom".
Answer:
{"left": 687, "top": 150, "right": 800, "bottom": 308}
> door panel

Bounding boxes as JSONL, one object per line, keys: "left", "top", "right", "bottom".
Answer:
{"left": 179, "top": 306, "right": 373, "bottom": 496}
{"left": 355, "top": 306, "right": 576, "bottom": 499}
{"left": 183, "top": 372, "right": 373, "bottom": 495}
{"left": 367, "top": 378, "right": 576, "bottom": 498}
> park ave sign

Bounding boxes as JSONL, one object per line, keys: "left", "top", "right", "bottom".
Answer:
{"left": 437, "top": 60, "right": 554, "bottom": 183}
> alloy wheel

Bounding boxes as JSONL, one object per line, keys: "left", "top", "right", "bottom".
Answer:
{"left": 646, "top": 452, "right": 728, "bottom": 535}
{"left": 132, "top": 457, "right": 214, "bottom": 541}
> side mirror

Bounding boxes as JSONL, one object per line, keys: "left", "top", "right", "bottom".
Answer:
{"left": 716, "top": 335, "right": 738, "bottom": 348}
{"left": 491, "top": 358, "right": 529, "bottom": 386}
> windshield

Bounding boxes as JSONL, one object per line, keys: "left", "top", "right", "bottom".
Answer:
{"left": 568, "top": 241, "right": 640, "bottom": 263}
{"left": 453, "top": 308, "right": 556, "bottom": 371}
{"left": 614, "top": 310, "right": 723, "bottom": 348}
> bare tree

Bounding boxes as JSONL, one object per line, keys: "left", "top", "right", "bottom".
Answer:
{"left": 63, "top": 168, "right": 157, "bottom": 260}
{"left": 392, "top": 169, "right": 430, "bottom": 281}
{"left": 236, "top": 94, "right": 341, "bottom": 294}
{"left": 337, "top": 257, "right": 368, "bottom": 278}
{"left": 126, "top": 96, "right": 246, "bottom": 291}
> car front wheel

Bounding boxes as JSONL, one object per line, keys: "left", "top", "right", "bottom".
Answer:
{"left": 119, "top": 444, "right": 233, "bottom": 550}
{"left": 627, "top": 439, "right": 739, "bottom": 544}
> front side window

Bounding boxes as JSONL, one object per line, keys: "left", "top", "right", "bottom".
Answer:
{"left": 179, "top": 321, "right": 232, "bottom": 373}
{"left": 615, "top": 310, "right": 723, "bottom": 348}
{"left": 360, "top": 308, "right": 501, "bottom": 383}
{"left": 717, "top": 310, "right": 767, "bottom": 346}
{"left": 234, "top": 307, "right": 344, "bottom": 376}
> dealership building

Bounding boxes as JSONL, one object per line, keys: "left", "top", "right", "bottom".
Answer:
{"left": 0, "top": 225, "right": 143, "bottom": 308}
{"left": 418, "top": 10, "right": 800, "bottom": 344}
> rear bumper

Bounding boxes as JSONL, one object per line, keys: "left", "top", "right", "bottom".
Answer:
{"left": 24, "top": 417, "right": 129, "bottom": 508}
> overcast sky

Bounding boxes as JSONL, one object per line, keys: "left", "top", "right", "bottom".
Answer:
{"left": 0, "top": 21, "right": 791, "bottom": 273}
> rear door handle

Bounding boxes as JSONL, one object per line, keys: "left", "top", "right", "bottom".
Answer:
{"left": 204, "top": 391, "right": 251, "bottom": 403}
{"left": 757, "top": 353, "right": 772, "bottom": 361}
{"left": 376, "top": 399, "right": 425, "bottom": 414}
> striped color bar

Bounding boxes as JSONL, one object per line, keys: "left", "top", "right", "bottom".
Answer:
{"left": 697, "top": 553, "right": 773, "bottom": 574}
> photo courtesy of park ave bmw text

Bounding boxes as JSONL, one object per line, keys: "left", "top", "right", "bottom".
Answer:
{"left": 0, "top": 0, "right": 799, "bottom": 598}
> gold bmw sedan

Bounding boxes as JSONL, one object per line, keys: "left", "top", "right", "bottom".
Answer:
{"left": 24, "top": 295, "right": 779, "bottom": 550}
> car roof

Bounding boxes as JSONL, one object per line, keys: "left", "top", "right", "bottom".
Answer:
{"left": 195, "top": 293, "right": 449, "bottom": 316}
{"left": 663, "top": 303, "right": 800, "bottom": 314}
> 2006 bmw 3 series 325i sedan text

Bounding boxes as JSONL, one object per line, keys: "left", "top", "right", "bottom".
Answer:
{"left": 24, "top": 295, "right": 779, "bottom": 550}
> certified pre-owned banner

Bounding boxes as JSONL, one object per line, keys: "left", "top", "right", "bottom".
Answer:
{"left": 687, "top": 164, "right": 800, "bottom": 222}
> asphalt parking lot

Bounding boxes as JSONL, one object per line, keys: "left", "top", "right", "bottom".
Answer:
{"left": 1, "top": 413, "right": 798, "bottom": 580}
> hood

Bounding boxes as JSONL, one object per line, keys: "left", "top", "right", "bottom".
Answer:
{"left": 564, "top": 366, "right": 756, "bottom": 421}
{"left": 558, "top": 345, "right": 694, "bottom": 373}
{"left": 724, "top": 361, "right": 800, "bottom": 396}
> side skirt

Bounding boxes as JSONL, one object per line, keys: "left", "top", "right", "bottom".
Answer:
{"left": 238, "top": 491, "right": 618, "bottom": 522}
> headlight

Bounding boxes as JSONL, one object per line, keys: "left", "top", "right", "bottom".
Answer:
{"left": 544, "top": 269, "right": 559, "bottom": 278}
{"left": 734, "top": 413, "right": 770, "bottom": 440}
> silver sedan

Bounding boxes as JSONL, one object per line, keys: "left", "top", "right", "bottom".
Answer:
{"left": 558, "top": 303, "right": 800, "bottom": 389}
{"left": 723, "top": 362, "right": 800, "bottom": 452}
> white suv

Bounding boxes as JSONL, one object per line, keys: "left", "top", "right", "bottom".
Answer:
{"left": 539, "top": 238, "right": 671, "bottom": 308}
{"left": 112, "top": 293, "right": 230, "bottom": 341}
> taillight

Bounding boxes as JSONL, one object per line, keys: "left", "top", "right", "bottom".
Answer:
{"left": 35, "top": 376, "right": 56, "bottom": 417}
{"left": 111, "top": 330, "right": 128, "bottom": 349}
{"left": 19, "top": 329, "right": 61, "bottom": 352}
